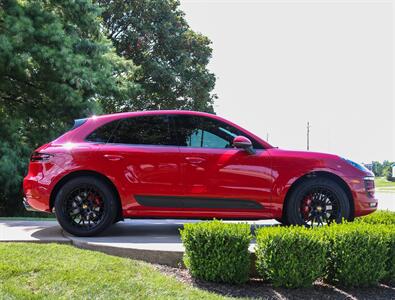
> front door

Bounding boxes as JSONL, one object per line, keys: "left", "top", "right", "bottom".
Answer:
{"left": 172, "top": 114, "right": 273, "bottom": 219}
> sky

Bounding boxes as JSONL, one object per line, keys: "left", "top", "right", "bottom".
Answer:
{"left": 179, "top": 0, "right": 394, "bottom": 163}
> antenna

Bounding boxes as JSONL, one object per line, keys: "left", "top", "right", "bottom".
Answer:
{"left": 307, "top": 122, "right": 311, "bottom": 150}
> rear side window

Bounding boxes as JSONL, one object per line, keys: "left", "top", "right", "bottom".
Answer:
{"left": 86, "top": 115, "right": 175, "bottom": 146}
{"left": 111, "top": 115, "right": 174, "bottom": 145}
{"left": 86, "top": 120, "right": 119, "bottom": 143}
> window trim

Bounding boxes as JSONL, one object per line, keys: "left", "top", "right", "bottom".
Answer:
{"left": 84, "top": 113, "right": 266, "bottom": 150}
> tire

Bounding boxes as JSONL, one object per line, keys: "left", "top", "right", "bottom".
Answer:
{"left": 54, "top": 176, "right": 118, "bottom": 237}
{"left": 285, "top": 177, "right": 350, "bottom": 226}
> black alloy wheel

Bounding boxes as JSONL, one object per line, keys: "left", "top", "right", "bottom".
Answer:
{"left": 285, "top": 177, "right": 350, "bottom": 226}
{"left": 300, "top": 187, "right": 340, "bottom": 227}
{"left": 63, "top": 186, "right": 105, "bottom": 229}
{"left": 55, "top": 176, "right": 118, "bottom": 237}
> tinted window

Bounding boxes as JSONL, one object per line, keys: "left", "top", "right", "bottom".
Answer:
{"left": 110, "top": 115, "right": 174, "bottom": 146}
{"left": 174, "top": 115, "right": 263, "bottom": 149}
{"left": 86, "top": 120, "right": 119, "bottom": 143}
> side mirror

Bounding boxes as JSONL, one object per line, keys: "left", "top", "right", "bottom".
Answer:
{"left": 233, "top": 136, "right": 256, "bottom": 155}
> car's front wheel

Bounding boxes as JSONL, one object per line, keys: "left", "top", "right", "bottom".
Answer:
{"left": 285, "top": 177, "right": 351, "bottom": 227}
{"left": 54, "top": 176, "right": 118, "bottom": 237}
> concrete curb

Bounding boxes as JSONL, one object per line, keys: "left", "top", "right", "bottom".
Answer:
{"left": 66, "top": 234, "right": 185, "bottom": 267}
{"left": 63, "top": 231, "right": 259, "bottom": 276}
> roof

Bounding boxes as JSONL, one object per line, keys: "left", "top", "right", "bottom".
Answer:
{"left": 90, "top": 110, "right": 216, "bottom": 120}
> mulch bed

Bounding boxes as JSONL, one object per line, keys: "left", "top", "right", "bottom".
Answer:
{"left": 154, "top": 264, "right": 395, "bottom": 300}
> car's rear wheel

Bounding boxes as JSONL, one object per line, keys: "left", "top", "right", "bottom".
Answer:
{"left": 285, "top": 177, "right": 350, "bottom": 227}
{"left": 54, "top": 176, "right": 117, "bottom": 237}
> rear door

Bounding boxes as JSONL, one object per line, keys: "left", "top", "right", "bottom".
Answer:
{"left": 87, "top": 114, "right": 183, "bottom": 216}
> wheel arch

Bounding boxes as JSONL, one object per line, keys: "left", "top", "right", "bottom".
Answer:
{"left": 281, "top": 171, "right": 355, "bottom": 222}
{"left": 49, "top": 170, "right": 123, "bottom": 221}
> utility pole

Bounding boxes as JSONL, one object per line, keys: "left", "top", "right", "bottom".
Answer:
{"left": 307, "top": 122, "right": 311, "bottom": 150}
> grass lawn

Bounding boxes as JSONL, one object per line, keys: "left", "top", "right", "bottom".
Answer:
{"left": 0, "top": 243, "right": 229, "bottom": 300}
{"left": 375, "top": 177, "right": 395, "bottom": 190}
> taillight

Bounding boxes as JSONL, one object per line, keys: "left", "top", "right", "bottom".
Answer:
{"left": 364, "top": 177, "right": 375, "bottom": 198}
{"left": 30, "top": 152, "right": 53, "bottom": 162}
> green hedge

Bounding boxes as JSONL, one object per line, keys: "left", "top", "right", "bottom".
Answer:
{"left": 179, "top": 212, "right": 395, "bottom": 287}
{"left": 355, "top": 210, "right": 395, "bottom": 283}
{"left": 325, "top": 223, "right": 389, "bottom": 287}
{"left": 355, "top": 210, "right": 395, "bottom": 225}
{"left": 255, "top": 226, "right": 328, "bottom": 288}
{"left": 382, "top": 225, "right": 395, "bottom": 283}
{"left": 180, "top": 220, "right": 252, "bottom": 284}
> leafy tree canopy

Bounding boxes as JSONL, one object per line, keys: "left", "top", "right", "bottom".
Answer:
{"left": 98, "top": 0, "right": 216, "bottom": 112}
{"left": 372, "top": 161, "right": 394, "bottom": 178}
{"left": 0, "top": 0, "right": 139, "bottom": 133}
{"left": 0, "top": 0, "right": 139, "bottom": 215}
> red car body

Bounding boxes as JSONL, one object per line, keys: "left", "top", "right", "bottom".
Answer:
{"left": 23, "top": 110, "right": 377, "bottom": 223}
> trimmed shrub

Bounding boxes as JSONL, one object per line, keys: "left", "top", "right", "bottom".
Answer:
{"left": 255, "top": 226, "right": 328, "bottom": 288}
{"left": 325, "top": 223, "right": 389, "bottom": 287}
{"left": 355, "top": 210, "right": 395, "bottom": 225}
{"left": 381, "top": 225, "right": 395, "bottom": 283}
{"left": 389, "top": 229, "right": 395, "bottom": 283}
{"left": 180, "top": 220, "right": 252, "bottom": 284}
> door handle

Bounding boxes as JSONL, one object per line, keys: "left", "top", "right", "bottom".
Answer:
{"left": 185, "top": 157, "right": 206, "bottom": 164}
{"left": 104, "top": 154, "right": 124, "bottom": 161}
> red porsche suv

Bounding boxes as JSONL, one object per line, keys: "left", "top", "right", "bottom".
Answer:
{"left": 23, "top": 110, "right": 377, "bottom": 236}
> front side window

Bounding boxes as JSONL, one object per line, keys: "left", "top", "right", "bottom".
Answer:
{"left": 173, "top": 115, "right": 263, "bottom": 149}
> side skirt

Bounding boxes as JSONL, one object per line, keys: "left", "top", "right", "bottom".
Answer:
{"left": 134, "top": 195, "right": 264, "bottom": 210}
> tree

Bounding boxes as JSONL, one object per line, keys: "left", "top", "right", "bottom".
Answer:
{"left": 372, "top": 161, "right": 384, "bottom": 177}
{"left": 382, "top": 160, "right": 394, "bottom": 181}
{"left": 0, "top": 114, "right": 30, "bottom": 214}
{"left": 98, "top": 0, "right": 216, "bottom": 112}
{"left": 371, "top": 161, "right": 394, "bottom": 179}
{"left": 0, "top": 0, "right": 139, "bottom": 215}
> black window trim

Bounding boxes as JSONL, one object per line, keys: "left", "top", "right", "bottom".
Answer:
{"left": 84, "top": 113, "right": 266, "bottom": 150}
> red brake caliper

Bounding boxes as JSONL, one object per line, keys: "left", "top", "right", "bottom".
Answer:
{"left": 301, "top": 194, "right": 312, "bottom": 220}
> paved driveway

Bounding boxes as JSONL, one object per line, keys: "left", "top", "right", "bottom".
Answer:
{"left": 0, "top": 191, "right": 392, "bottom": 266}
{"left": 376, "top": 191, "right": 395, "bottom": 211}
{"left": 0, "top": 192, "right": 393, "bottom": 248}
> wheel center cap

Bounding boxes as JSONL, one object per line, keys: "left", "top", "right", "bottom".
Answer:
{"left": 82, "top": 204, "right": 88, "bottom": 209}
{"left": 316, "top": 206, "right": 323, "bottom": 212}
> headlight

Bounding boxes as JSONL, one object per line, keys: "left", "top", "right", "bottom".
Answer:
{"left": 342, "top": 158, "right": 371, "bottom": 173}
